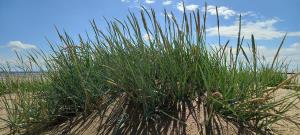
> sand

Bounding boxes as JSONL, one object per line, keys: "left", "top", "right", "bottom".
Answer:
{"left": 0, "top": 88, "right": 299, "bottom": 135}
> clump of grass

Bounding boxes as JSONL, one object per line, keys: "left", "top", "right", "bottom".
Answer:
{"left": 0, "top": 56, "right": 54, "bottom": 134}
{"left": 0, "top": 4, "right": 299, "bottom": 135}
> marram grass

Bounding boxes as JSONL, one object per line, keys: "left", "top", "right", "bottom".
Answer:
{"left": 0, "top": 5, "right": 299, "bottom": 135}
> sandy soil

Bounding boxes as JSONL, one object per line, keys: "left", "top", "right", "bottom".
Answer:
{"left": 0, "top": 94, "right": 15, "bottom": 135}
{"left": 0, "top": 88, "right": 299, "bottom": 135}
{"left": 271, "top": 88, "right": 300, "bottom": 135}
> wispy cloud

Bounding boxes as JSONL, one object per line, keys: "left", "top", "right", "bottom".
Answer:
{"left": 143, "top": 33, "right": 153, "bottom": 40}
{"left": 288, "top": 32, "right": 300, "bottom": 37}
{"left": 212, "top": 42, "right": 300, "bottom": 70}
{"left": 177, "top": 2, "right": 199, "bottom": 12}
{"left": 121, "top": 0, "right": 130, "bottom": 2}
{"left": 0, "top": 56, "right": 5, "bottom": 64}
{"left": 207, "top": 19, "right": 300, "bottom": 40}
{"left": 205, "top": 5, "right": 254, "bottom": 19}
{"left": 161, "top": 12, "right": 173, "bottom": 19}
{"left": 0, "top": 54, "right": 18, "bottom": 65}
{"left": 162, "top": 0, "right": 172, "bottom": 5}
{"left": 252, "top": 43, "right": 300, "bottom": 70}
{"left": 241, "top": 43, "right": 300, "bottom": 65}
{"left": 145, "top": 0, "right": 155, "bottom": 4}
{"left": 7, "top": 41, "right": 37, "bottom": 51}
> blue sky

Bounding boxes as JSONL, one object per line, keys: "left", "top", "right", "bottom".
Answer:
{"left": 0, "top": 0, "right": 300, "bottom": 69}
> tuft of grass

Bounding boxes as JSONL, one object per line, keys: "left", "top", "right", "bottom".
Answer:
{"left": 0, "top": 4, "right": 299, "bottom": 135}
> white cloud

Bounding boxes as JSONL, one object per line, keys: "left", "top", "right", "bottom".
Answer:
{"left": 212, "top": 42, "right": 300, "bottom": 70}
{"left": 207, "top": 19, "right": 300, "bottom": 40}
{"left": 279, "top": 43, "right": 300, "bottom": 64}
{"left": 0, "top": 56, "right": 16, "bottom": 65}
{"left": 161, "top": 12, "right": 173, "bottom": 19}
{"left": 206, "top": 5, "right": 236, "bottom": 19}
{"left": 143, "top": 33, "right": 153, "bottom": 40}
{"left": 121, "top": 0, "right": 130, "bottom": 2}
{"left": 162, "top": 0, "right": 172, "bottom": 5}
{"left": 253, "top": 43, "right": 300, "bottom": 69}
{"left": 0, "top": 56, "right": 6, "bottom": 65}
{"left": 7, "top": 41, "right": 37, "bottom": 51}
{"left": 177, "top": 2, "right": 199, "bottom": 12}
{"left": 145, "top": 0, "right": 155, "bottom": 4}
{"left": 289, "top": 31, "right": 300, "bottom": 37}
{"left": 205, "top": 5, "right": 255, "bottom": 19}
